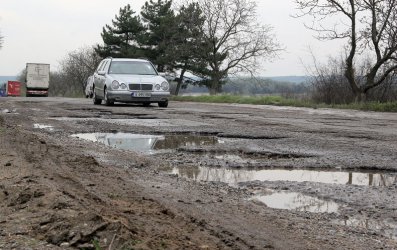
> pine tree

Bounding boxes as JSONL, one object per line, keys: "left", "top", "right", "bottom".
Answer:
{"left": 140, "top": 0, "right": 176, "bottom": 71}
{"left": 165, "top": 3, "right": 210, "bottom": 95}
{"left": 95, "top": 4, "right": 144, "bottom": 58}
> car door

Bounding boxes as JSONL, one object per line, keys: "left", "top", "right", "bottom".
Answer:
{"left": 94, "top": 60, "right": 109, "bottom": 98}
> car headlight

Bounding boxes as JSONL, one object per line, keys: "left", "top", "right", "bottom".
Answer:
{"left": 161, "top": 81, "right": 169, "bottom": 91}
{"left": 154, "top": 84, "right": 161, "bottom": 91}
{"left": 120, "top": 83, "right": 127, "bottom": 90}
{"left": 111, "top": 80, "right": 119, "bottom": 90}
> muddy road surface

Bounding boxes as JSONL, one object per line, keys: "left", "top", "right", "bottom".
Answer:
{"left": 0, "top": 97, "right": 397, "bottom": 249}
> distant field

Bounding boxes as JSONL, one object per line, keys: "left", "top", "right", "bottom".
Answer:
{"left": 171, "top": 95, "right": 397, "bottom": 112}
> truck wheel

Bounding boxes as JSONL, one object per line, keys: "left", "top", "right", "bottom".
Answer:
{"left": 104, "top": 88, "right": 114, "bottom": 106}
{"left": 142, "top": 102, "right": 151, "bottom": 107}
{"left": 158, "top": 100, "right": 168, "bottom": 108}
{"left": 93, "top": 88, "right": 102, "bottom": 105}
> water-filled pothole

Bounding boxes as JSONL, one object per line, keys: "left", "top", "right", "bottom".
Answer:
{"left": 252, "top": 191, "right": 339, "bottom": 213}
{"left": 33, "top": 124, "right": 54, "bottom": 131}
{"left": 54, "top": 118, "right": 210, "bottom": 127}
{"left": 72, "top": 133, "right": 220, "bottom": 153}
{"left": 171, "top": 166, "right": 397, "bottom": 187}
{"left": 336, "top": 216, "right": 397, "bottom": 240}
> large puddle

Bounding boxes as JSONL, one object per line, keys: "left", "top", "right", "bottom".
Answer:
{"left": 72, "top": 133, "right": 220, "bottom": 153}
{"left": 172, "top": 166, "right": 397, "bottom": 187}
{"left": 252, "top": 191, "right": 339, "bottom": 213}
{"left": 253, "top": 192, "right": 397, "bottom": 239}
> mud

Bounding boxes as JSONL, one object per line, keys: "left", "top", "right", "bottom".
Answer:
{"left": 0, "top": 97, "right": 397, "bottom": 249}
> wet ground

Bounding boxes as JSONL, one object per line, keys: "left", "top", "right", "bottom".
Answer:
{"left": 1, "top": 97, "right": 397, "bottom": 249}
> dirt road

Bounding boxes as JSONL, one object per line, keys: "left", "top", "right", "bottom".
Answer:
{"left": 0, "top": 97, "right": 396, "bottom": 249}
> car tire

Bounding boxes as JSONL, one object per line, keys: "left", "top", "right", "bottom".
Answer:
{"left": 93, "top": 88, "right": 102, "bottom": 105}
{"left": 158, "top": 100, "right": 168, "bottom": 108}
{"left": 104, "top": 88, "right": 114, "bottom": 106}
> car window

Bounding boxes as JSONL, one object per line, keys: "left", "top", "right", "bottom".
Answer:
{"left": 100, "top": 61, "right": 109, "bottom": 72}
{"left": 108, "top": 61, "right": 157, "bottom": 75}
{"left": 96, "top": 61, "right": 105, "bottom": 72}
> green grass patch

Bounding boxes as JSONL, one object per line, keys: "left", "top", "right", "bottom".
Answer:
{"left": 171, "top": 95, "right": 397, "bottom": 112}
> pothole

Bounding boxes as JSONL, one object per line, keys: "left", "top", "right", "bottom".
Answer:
{"left": 178, "top": 149, "right": 312, "bottom": 159}
{"left": 251, "top": 190, "right": 339, "bottom": 213}
{"left": 218, "top": 134, "right": 287, "bottom": 140}
{"left": 71, "top": 133, "right": 220, "bottom": 153}
{"left": 335, "top": 216, "right": 397, "bottom": 240}
{"left": 171, "top": 166, "right": 397, "bottom": 187}
{"left": 1, "top": 109, "right": 18, "bottom": 114}
{"left": 33, "top": 124, "right": 54, "bottom": 131}
{"left": 53, "top": 118, "right": 211, "bottom": 127}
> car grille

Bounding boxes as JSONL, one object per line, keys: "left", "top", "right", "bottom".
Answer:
{"left": 129, "top": 84, "right": 153, "bottom": 91}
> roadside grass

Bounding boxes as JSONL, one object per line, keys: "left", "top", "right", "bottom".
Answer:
{"left": 171, "top": 95, "right": 397, "bottom": 112}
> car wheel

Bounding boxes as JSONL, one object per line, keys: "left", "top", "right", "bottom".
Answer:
{"left": 93, "top": 87, "right": 102, "bottom": 105}
{"left": 158, "top": 100, "right": 168, "bottom": 108}
{"left": 104, "top": 88, "right": 114, "bottom": 106}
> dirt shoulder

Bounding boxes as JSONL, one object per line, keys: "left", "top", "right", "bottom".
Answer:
{"left": 0, "top": 98, "right": 396, "bottom": 249}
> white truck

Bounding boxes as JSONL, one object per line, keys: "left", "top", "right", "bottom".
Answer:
{"left": 26, "top": 63, "right": 50, "bottom": 97}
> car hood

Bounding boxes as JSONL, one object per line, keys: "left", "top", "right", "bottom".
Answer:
{"left": 108, "top": 74, "right": 165, "bottom": 84}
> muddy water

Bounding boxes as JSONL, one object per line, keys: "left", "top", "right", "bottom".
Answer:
{"left": 172, "top": 166, "right": 397, "bottom": 187}
{"left": 72, "top": 133, "right": 219, "bottom": 153}
{"left": 33, "top": 124, "right": 54, "bottom": 131}
{"left": 337, "top": 217, "right": 397, "bottom": 240}
{"left": 252, "top": 191, "right": 339, "bottom": 213}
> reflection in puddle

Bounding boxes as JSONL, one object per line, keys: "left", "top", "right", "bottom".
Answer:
{"left": 72, "top": 133, "right": 219, "bottom": 153}
{"left": 33, "top": 124, "right": 54, "bottom": 131}
{"left": 252, "top": 191, "right": 339, "bottom": 213}
{"left": 172, "top": 166, "right": 397, "bottom": 187}
{"left": 337, "top": 217, "right": 397, "bottom": 240}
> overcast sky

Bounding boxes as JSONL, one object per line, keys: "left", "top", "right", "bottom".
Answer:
{"left": 0, "top": 0, "right": 344, "bottom": 76}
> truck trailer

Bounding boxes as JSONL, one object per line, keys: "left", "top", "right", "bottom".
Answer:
{"left": 26, "top": 63, "right": 50, "bottom": 97}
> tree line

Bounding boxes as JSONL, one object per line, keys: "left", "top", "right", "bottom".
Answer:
{"left": 47, "top": 0, "right": 280, "bottom": 97}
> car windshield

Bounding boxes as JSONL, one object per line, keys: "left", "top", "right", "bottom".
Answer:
{"left": 108, "top": 61, "right": 157, "bottom": 75}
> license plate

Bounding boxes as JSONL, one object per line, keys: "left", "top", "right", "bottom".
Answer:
{"left": 132, "top": 92, "right": 151, "bottom": 97}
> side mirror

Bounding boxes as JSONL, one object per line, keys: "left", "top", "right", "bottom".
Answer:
{"left": 159, "top": 72, "right": 166, "bottom": 77}
{"left": 98, "top": 71, "right": 106, "bottom": 76}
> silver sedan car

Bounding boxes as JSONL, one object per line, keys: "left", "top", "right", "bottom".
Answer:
{"left": 92, "top": 58, "right": 170, "bottom": 107}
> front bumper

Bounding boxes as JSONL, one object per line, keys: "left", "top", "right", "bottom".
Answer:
{"left": 107, "top": 90, "right": 170, "bottom": 103}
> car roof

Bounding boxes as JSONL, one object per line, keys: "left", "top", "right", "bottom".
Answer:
{"left": 109, "top": 58, "right": 149, "bottom": 62}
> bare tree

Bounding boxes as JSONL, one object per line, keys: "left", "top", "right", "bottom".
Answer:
{"left": 295, "top": 0, "right": 397, "bottom": 102}
{"left": 57, "top": 46, "right": 102, "bottom": 96}
{"left": 195, "top": 0, "right": 281, "bottom": 95}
